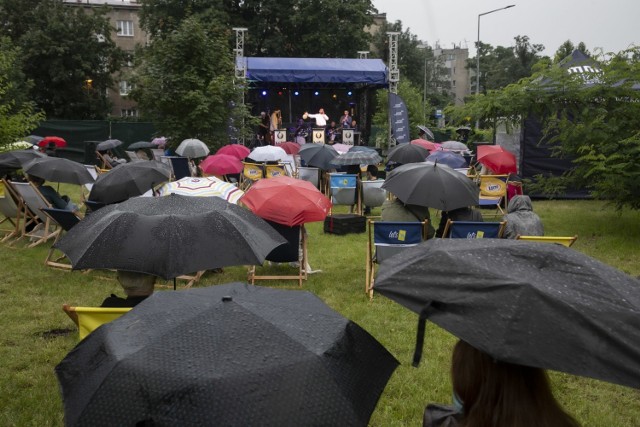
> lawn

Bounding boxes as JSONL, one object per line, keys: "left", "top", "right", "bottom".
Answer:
{"left": 0, "top": 198, "right": 639, "bottom": 426}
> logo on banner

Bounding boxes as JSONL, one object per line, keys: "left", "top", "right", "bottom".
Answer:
{"left": 274, "top": 131, "right": 286, "bottom": 144}
{"left": 313, "top": 130, "right": 325, "bottom": 144}
{"left": 343, "top": 131, "right": 354, "bottom": 145}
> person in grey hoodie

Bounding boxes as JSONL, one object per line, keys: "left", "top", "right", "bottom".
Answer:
{"left": 502, "top": 195, "right": 544, "bottom": 239}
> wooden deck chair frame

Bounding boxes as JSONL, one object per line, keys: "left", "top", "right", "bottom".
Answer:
{"left": 95, "top": 151, "right": 113, "bottom": 171}
{"left": 366, "top": 220, "right": 429, "bottom": 299}
{"left": 248, "top": 223, "right": 308, "bottom": 287}
{"left": 239, "top": 161, "right": 264, "bottom": 190}
{"left": 10, "top": 181, "right": 60, "bottom": 247}
{"left": 175, "top": 270, "right": 206, "bottom": 288}
{"left": 442, "top": 219, "right": 506, "bottom": 239}
{"left": 516, "top": 235, "right": 578, "bottom": 247}
{"left": 62, "top": 304, "right": 131, "bottom": 340}
{"left": 478, "top": 174, "right": 509, "bottom": 216}
{"left": 328, "top": 173, "right": 361, "bottom": 215}
{"left": 40, "top": 207, "right": 81, "bottom": 270}
{"left": 0, "top": 179, "right": 22, "bottom": 243}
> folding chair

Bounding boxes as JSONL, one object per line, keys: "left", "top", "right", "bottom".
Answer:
{"left": 366, "top": 220, "right": 429, "bottom": 298}
{"left": 167, "top": 156, "right": 192, "bottom": 180}
{"left": 297, "top": 166, "right": 320, "bottom": 189}
{"left": 516, "top": 235, "right": 578, "bottom": 247}
{"left": 329, "top": 173, "right": 360, "bottom": 214}
{"left": 81, "top": 164, "right": 99, "bottom": 200}
{"left": 62, "top": 304, "right": 131, "bottom": 340}
{"left": 95, "top": 151, "right": 113, "bottom": 171}
{"left": 478, "top": 174, "right": 509, "bottom": 215}
{"left": 264, "top": 163, "right": 288, "bottom": 179}
{"left": 125, "top": 150, "right": 145, "bottom": 163}
{"left": 151, "top": 149, "right": 165, "bottom": 162}
{"left": 40, "top": 207, "right": 81, "bottom": 269}
{"left": 0, "top": 179, "right": 21, "bottom": 242}
{"left": 11, "top": 181, "right": 60, "bottom": 247}
{"left": 84, "top": 199, "right": 106, "bottom": 214}
{"left": 442, "top": 220, "right": 506, "bottom": 239}
{"left": 361, "top": 180, "right": 387, "bottom": 215}
{"left": 248, "top": 221, "right": 307, "bottom": 287}
{"left": 239, "top": 161, "right": 264, "bottom": 190}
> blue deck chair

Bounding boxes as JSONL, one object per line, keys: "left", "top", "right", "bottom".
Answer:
{"left": 366, "top": 220, "right": 428, "bottom": 298}
{"left": 161, "top": 156, "right": 192, "bottom": 180}
{"left": 442, "top": 220, "right": 506, "bottom": 239}
{"left": 329, "top": 173, "right": 359, "bottom": 214}
{"left": 41, "top": 207, "right": 81, "bottom": 269}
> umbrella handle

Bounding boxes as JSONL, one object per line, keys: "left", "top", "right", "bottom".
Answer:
{"left": 412, "top": 302, "right": 433, "bottom": 367}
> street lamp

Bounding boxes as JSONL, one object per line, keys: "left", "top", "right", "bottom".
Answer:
{"left": 418, "top": 44, "right": 428, "bottom": 125}
{"left": 476, "top": 5, "right": 515, "bottom": 99}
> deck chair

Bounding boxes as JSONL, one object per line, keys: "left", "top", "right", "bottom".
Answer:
{"left": 41, "top": 208, "right": 81, "bottom": 269}
{"left": 516, "top": 235, "right": 578, "bottom": 247}
{"left": 329, "top": 173, "right": 360, "bottom": 214}
{"left": 11, "top": 181, "right": 60, "bottom": 247}
{"left": 361, "top": 180, "right": 387, "bottom": 215}
{"left": 239, "top": 161, "right": 264, "bottom": 190}
{"left": 248, "top": 221, "right": 307, "bottom": 287}
{"left": 478, "top": 174, "right": 509, "bottom": 215}
{"left": 151, "top": 149, "right": 165, "bottom": 162}
{"left": 95, "top": 151, "right": 113, "bottom": 171}
{"left": 366, "top": 220, "right": 429, "bottom": 298}
{"left": 297, "top": 166, "right": 320, "bottom": 189}
{"left": 81, "top": 164, "right": 99, "bottom": 200}
{"left": 264, "top": 163, "right": 288, "bottom": 179}
{"left": 442, "top": 220, "right": 506, "bottom": 239}
{"left": 62, "top": 304, "right": 131, "bottom": 340}
{"left": 125, "top": 150, "right": 145, "bottom": 163}
{"left": 0, "top": 179, "right": 21, "bottom": 242}
{"left": 167, "top": 156, "right": 192, "bottom": 180}
{"left": 84, "top": 199, "right": 106, "bottom": 214}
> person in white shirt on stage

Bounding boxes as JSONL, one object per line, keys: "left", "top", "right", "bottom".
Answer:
{"left": 304, "top": 108, "right": 329, "bottom": 128}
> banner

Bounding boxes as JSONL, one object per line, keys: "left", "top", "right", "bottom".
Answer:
{"left": 389, "top": 93, "right": 409, "bottom": 145}
{"left": 342, "top": 130, "right": 354, "bottom": 145}
{"left": 312, "top": 128, "right": 325, "bottom": 144}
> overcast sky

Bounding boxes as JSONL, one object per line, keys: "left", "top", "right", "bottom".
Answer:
{"left": 372, "top": 0, "right": 639, "bottom": 57}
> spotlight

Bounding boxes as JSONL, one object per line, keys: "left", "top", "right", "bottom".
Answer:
{"left": 347, "top": 91, "right": 353, "bottom": 96}
{"left": 332, "top": 94, "right": 337, "bottom": 99}
{"left": 294, "top": 91, "right": 299, "bottom": 96}
{"left": 314, "top": 91, "right": 319, "bottom": 96}
{"left": 261, "top": 90, "right": 267, "bottom": 96}
{"left": 278, "top": 91, "right": 283, "bottom": 96}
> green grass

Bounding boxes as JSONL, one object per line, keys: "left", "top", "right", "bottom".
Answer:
{"left": 1, "top": 198, "right": 639, "bottom": 426}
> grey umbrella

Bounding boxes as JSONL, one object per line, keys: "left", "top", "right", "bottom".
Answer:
{"left": 440, "top": 140, "right": 469, "bottom": 151}
{"left": 55, "top": 282, "right": 399, "bottom": 426}
{"left": 0, "top": 149, "right": 46, "bottom": 169}
{"left": 176, "top": 138, "right": 210, "bottom": 158}
{"left": 298, "top": 144, "right": 338, "bottom": 170}
{"left": 386, "top": 143, "right": 430, "bottom": 164}
{"left": 53, "top": 194, "right": 286, "bottom": 280}
{"left": 88, "top": 161, "right": 172, "bottom": 204}
{"left": 374, "top": 239, "right": 640, "bottom": 389}
{"left": 382, "top": 162, "right": 479, "bottom": 211}
{"left": 96, "top": 139, "right": 124, "bottom": 151}
{"left": 330, "top": 150, "right": 382, "bottom": 167}
{"left": 417, "top": 125, "right": 435, "bottom": 140}
{"left": 127, "top": 141, "right": 155, "bottom": 150}
{"left": 23, "top": 157, "right": 95, "bottom": 185}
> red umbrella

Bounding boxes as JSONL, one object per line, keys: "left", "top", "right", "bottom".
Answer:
{"left": 216, "top": 144, "right": 250, "bottom": 160}
{"left": 476, "top": 145, "right": 517, "bottom": 174}
{"left": 410, "top": 139, "right": 439, "bottom": 152}
{"left": 199, "top": 154, "right": 243, "bottom": 176}
{"left": 240, "top": 176, "right": 332, "bottom": 226}
{"left": 276, "top": 142, "right": 301, "bottom": 155}
{"left": 38, "top": 136, "right": 67, "bottom": 148}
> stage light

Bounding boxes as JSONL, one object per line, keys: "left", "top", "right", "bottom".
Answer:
{"left": 347, "top": 91, "right": 353, "bottom": 96}
{"left": 314, "top": 91, "right": 319, "bottom": 96}
{"left": 332, "top": 94, "right": 337, "bottom": 99}
{"left": 261, "top": 90, "right": 267, "bottom": 96}
{"left": 278, "top": 91, "right": 283, "bottom": 96}
{"left": 294, "top": 91, "right": 299, "bottom": 96}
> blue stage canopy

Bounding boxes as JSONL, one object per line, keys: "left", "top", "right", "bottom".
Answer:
{"left": 243, "top": 57, "right": 388, "bottom": 86}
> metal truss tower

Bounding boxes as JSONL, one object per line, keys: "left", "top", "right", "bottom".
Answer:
{"left": 387, "top": 32, "right": 400, "bottom": 94}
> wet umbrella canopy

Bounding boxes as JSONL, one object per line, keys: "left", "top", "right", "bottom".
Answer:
{"left": 53, "top": 195, "right": 285, "bottom": 279}
{"left": 374, "top": 239, "right": 640, "bottom": 389}
{"left": 96, "top": 139, "right": 124, "bottom": 151}
{"left": 387, "top": 143, "right": 430, "bottom": 164}
{"left": 330, "top": 150, "right": 382, "bottom": 167}
{"left": 56, "top": 283, "right": 399, "bottom": 426}
{"left": 88, "top": 161, "right": 172, "bottom": 204}
{"left": 176, "top": 138, "right": 210, "bottom": 158}
{"left": 425, "top": 150, "right": 468, "bottom": 169}
{"left": 298, "top": 144, "right": 338, "bottom": 170}
{"left": 23, "top": 157, "right": 95, "bottom": 185}
{"left": 0, "top": 149, "right": 46, "bottom": 169}
{"left": 216, "top": 144, "right": 250, "bottom": 160}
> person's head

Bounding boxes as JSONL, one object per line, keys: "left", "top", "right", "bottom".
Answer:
{"left": 351, "top": 119, "right": 357, "bottom": 126}
{"left": 27, "top": 174, "right": 45, "bottom": 186}
{"left": 343, "top": 110, "right": 349, "bottom": 116}
{"left": 367, "top": 164, "right": 378, "bottom": 179}
{"left": 260, "top": 111, "right": 266, "bottom": 118}
{"left": 507, "top": 194, "right": 534, "bottom": 214}
{"left": 451, "top": 340, "right": 579, "bottom": 427}
{"left": 117, "top": 271, "right": 157, "bottom": 297}
{"left": 319, "top": 108, "right": 325, "bottom": 114}
{"left": 418, "top": 129, "right": 426, "bottom": 138}
{"left": 330, "top": 121, "right": 336, "bottom": 127}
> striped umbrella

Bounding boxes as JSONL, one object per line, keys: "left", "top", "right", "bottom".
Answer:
{"left": 156, "top": 177, "right": 244, "bottom": 204}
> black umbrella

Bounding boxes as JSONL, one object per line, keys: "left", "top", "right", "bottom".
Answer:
{"left": 56, "top": 283, "right": 399, "bottom": 426}
{"left": 127, "top": 141, "right": 155, "bottom": 150}
{"left": 374, "top": 239, "right": 640, "bottom": 389}
{"left": 96, "top": 139, "right": 124, "bottom": 151}
{"left": 386, "top": 143, "right": 430, "bottom": 164}
{"left": 23, "top": 157, "right": 95, "bottom": 185}
{"left": 88, "top": 161, "right": 172, "bottom": 204}
{"left": 0, "top": 149, "right": 46, "bottom": 169}
{"left": 417, "top": 125, "right": 435, "bottom": 140}
{"left": 298, "top": 144, "right": 338, "bottom": 170}
{"left": 382, "top": 162, "right": 479, "bottom": 211}
{"left": 330, "top": 150, "right": 382, "bottom": 167}
{"left": 53, "top": 194, "right": 286, "bottom": 279}
{"left": 349, "top": 145, "right": 378, "bottom": 153}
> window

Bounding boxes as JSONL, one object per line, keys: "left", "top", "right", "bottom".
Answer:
{"left": 119, "top": 81, "right": 133, "bottom": 95}
{"left": 121, "top": 109, "right": 138, "bottom": 118}
{"left": 116, "top": 20, "right": 134, "bottom": 37}
{"left": 452, "top": 80, "right": 457, "bottom": 88}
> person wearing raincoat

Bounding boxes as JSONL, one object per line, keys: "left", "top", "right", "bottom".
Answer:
{"left": 502, "top": 195, "right": 544, "bottom": 239}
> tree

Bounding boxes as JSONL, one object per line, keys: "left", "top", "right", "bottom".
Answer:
{"left": 0, "top": 38, "right": 44, "bottom": 151}
{"left": 0, "top": 0, "right": 125, "bottom": 119}
{"left": 130, "top": 17, "right": 245, "bottom": 148}
{"left": 554, "top": 40, "right": 590, "bottom": 63}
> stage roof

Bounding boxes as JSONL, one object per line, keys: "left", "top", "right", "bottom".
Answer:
{"left": 242, "top": 57, "right": 388, "bottom": 87}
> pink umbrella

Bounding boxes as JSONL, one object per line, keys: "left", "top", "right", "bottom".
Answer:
{"left": 276, "top": 142, "right": 301, "bottom": 155}
{"left": 199, "top": 154, "right": 243, "bottom": 176}
{"left": 331, "top": 143, "right": 352, "bottom": 154}
{"left": 151, "top": 137, "right": 167, "bottom": 146}
{"left": 216, "top": 144, "right": 250, "bottom": 160}
{"left": 410, "top": 139, "right": 439, "bottom": 152}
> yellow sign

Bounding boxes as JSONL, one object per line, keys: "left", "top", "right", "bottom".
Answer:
{"left": 398, "top": 229, "right": 406, "bottom": 241}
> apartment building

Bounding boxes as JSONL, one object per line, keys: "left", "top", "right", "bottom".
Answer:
{"left": 434, "top": 45, "right": 471, "bottom": 106}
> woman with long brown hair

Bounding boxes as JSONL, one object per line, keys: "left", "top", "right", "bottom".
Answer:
{"left": 450, "top": 340, "right": 580, "bottom": 427}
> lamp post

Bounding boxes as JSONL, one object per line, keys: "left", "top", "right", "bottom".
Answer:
{"left": 418, "top": 44, "right": 428, "bottom": 125}
{"left": 476, "top": 4, "right": 515, "bottom": 127}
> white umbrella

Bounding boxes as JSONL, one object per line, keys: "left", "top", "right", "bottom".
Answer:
{"left": 156, "top": 177, "right": 244, "bottom": 204}
{"left": 176, "top": 139, "right": 210, "bottom": 158}
{"left": 249, "top": 145, "right": 288, "bottom": 162}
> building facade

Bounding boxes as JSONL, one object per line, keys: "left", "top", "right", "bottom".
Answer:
{"left": 434, "top": 45, "right": 471, "bottom": 106}
{"left": 63, "top": 0, "right": 146, "bottom": 118}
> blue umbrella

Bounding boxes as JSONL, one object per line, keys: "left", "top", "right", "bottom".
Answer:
{"left": 426, "top": 150, "right": 468, "bottom": 169}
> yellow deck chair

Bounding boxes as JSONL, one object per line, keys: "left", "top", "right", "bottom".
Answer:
{"left": 264, "top": 163, "right": 288, "bottom": 178}
{"left": 240, "top": 161, "right": 264, "bottom": 190}
{"left": 63, "top": 304, "right": 131, "bottom": 340}
{"left": 516, "top": 235, "right": 578, "bottom": 247}
{"left": 478, "top": 174, "right": 509, "bottom": 215}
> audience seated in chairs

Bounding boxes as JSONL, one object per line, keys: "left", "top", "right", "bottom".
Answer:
{"left": 502, "top": 195, "right": 544, "bottom": 239}
{"left": 436, "top": 206, "right": 483, "bottom": 238}
{"left": 381, "top": 196, "right": 435, "bottom": 239}
{"left": 101, "top": 270, "right": 156, "bottom": 308}
{"left": 27, "top": 175, "right": 80, "bottom": 214}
